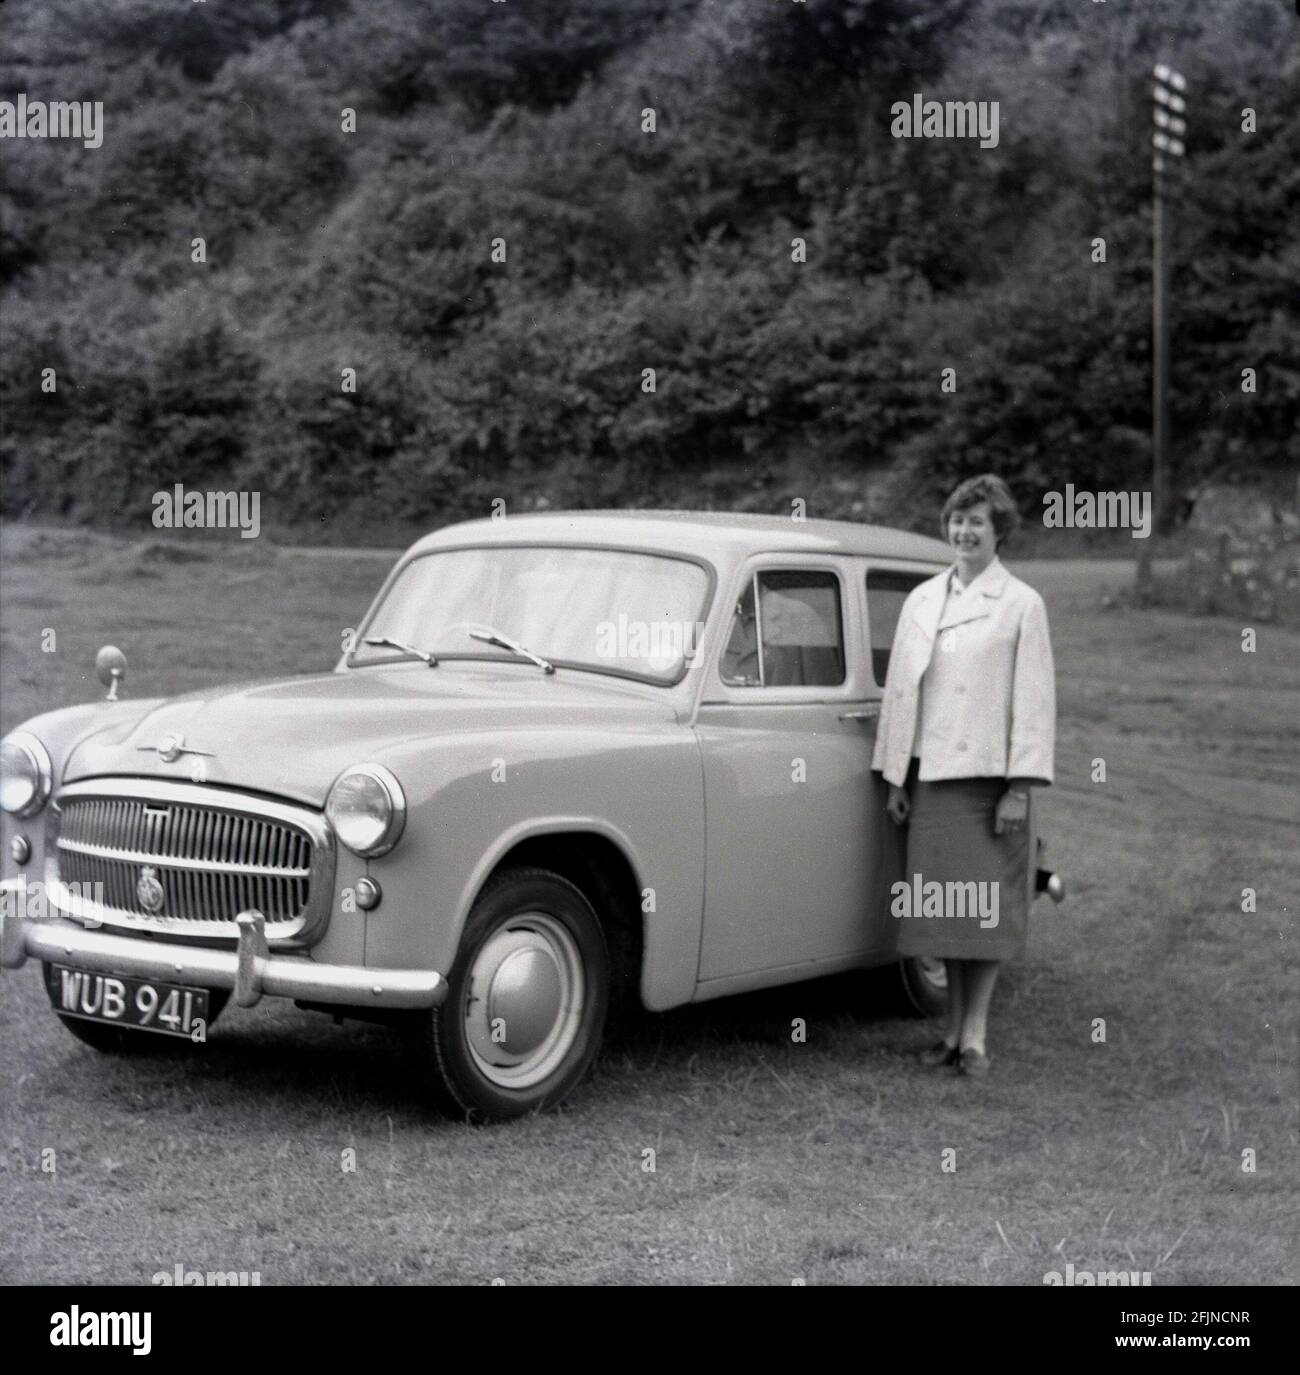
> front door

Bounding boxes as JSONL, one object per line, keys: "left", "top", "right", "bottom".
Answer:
{"left": 693, "top": 557, "right": 900, "bottom": 983}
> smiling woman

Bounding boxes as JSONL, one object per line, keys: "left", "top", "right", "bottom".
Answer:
{"left": 871, "top": 473, "right": 1056, "bottom": 1079}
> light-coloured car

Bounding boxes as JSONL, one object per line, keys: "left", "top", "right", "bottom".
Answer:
{"left": 0, "top": 512, "right": 1057, "bottom": 1120}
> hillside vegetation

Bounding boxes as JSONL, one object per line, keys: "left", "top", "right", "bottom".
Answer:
{"left": 1, "top": 0, "right": 1295, "bottom": 540}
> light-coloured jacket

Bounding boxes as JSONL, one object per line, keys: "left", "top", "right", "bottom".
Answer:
{"left": 871, "top": 557, "right": 1055, "bottom": 787}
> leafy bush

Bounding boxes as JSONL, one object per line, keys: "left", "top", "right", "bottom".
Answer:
{"left": 0, "top": 0, "right": 1294, "bottom": 536}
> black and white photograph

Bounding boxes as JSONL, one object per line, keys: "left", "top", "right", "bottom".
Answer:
{"left": 0, "top": 0, "right": 1296, "bottom": 1325}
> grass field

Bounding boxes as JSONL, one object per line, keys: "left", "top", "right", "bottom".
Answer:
{"left": 1, "top": 523, "right": 1296, "bottom": 1285}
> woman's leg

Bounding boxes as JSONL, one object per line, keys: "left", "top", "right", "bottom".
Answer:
{"left": 959, "top": 959, "right": 1000, "bottom": 1054}
{"left": 942, "top": 959, "right": 966, "bottom": 1047}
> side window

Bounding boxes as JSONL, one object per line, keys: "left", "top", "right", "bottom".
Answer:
{"left": 865, "top": 569, "right": 928, "bottom": 685}
{"left": 721, "top": 570, "right": 845, "bottom": 687}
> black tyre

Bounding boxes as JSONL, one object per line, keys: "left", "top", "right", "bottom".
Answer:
{"left": 43, "top": 962, "right": 229, "bottom": 1053}
{"left": 420, "top": 867, "right": 610, "bottom": 1122}
{"left": 898, "top": 955, "right": 949, "bottom": 1019}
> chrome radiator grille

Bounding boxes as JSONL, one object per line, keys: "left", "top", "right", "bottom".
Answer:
{"left": 45, "top": 779, "right": 334, "bottom": 944}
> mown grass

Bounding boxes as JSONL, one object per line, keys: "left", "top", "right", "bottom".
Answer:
{"left": 1, "top": 524, "right": 1296, "bottom": 1285}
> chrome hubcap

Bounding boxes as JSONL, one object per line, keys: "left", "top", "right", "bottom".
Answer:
{"left": 464, "top": 913, "right": 585, "bottom": 1089}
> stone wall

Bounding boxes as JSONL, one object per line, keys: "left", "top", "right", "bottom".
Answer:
{"left": 1178, "top": 482, "right": 1300, "bottom": 625}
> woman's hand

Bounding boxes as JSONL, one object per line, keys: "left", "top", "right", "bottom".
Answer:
{"left": 994, "top": 788, "right": 1028, "bottom": 836}
{"left": 886, "top": 784, "right": 910, "bottom": 825}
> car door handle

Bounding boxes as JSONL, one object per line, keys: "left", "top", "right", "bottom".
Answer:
{"left": 838, "top": 706, "right": 881, "bottom": 721}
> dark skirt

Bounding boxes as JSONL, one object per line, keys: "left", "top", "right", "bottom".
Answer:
{"left": 895, "top": 760, "right": 1030, "bottom": 962}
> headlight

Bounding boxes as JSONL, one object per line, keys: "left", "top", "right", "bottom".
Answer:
{"left": 325, "top": 764, "right": 405, "bottom": 857}
{"left": 1, "top": 731, "right": 53, "bottom": 817}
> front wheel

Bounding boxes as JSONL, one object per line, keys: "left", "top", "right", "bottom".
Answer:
{"left": 420, "top": 868, "right": 610, "bottom": 1122}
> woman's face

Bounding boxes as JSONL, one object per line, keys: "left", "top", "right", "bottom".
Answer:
{"left": 947, "top": 500, "right": 998, "bottom": 565}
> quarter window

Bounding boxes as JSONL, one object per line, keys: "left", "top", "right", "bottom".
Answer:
{"left": 721, "top": 570, "right": 845, "bottom": 687}
{"left": 865, "top": 569, "right": 929, "bottom": 684}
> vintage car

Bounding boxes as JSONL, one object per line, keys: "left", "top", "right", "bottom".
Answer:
{"left": 0, "top": 512, "right": 1059, "bottom": 1120}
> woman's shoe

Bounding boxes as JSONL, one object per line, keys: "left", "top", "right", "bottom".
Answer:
{"left": 920, "top": 1040, "right": 960, "bottom": 1068}
{"left": 958, "top": 1048, "right": 991, "bottom": 1077}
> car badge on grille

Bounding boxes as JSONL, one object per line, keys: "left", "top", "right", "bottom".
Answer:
{"left": 136, "top": 865, "right": 165, "bottom": 915}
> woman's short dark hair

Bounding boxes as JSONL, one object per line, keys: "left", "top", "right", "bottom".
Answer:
{"left": 940, "top": 474, "right": 1021, "bottom": 547}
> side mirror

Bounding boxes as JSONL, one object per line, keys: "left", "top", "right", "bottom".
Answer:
{"left": 95, "top": 645, "right": 127, "bottom": 701}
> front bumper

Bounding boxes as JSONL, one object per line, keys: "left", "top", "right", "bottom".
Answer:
{"left": 1, "top": 884, "right": 445, "bottom": 1011}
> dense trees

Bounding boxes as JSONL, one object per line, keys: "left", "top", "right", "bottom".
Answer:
{"left": 0, "top": 0, "right": 1294, "bottom": 538}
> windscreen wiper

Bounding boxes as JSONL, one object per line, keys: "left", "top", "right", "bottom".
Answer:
{"left": 362, "top": 636, "right": 438, "bottom": 667}
{"left": 468, "top": 627, "right": 555, "bottom": 675}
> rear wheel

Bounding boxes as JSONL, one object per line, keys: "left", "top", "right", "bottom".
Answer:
{"left": 898, "top": 955, "right": 948, "bottom": 1018}
{"left": 420, "top": 868, "right": 610, "bottom": 1122}
{"left": 43, "top": 963, "right": 229, "bottom": 1053}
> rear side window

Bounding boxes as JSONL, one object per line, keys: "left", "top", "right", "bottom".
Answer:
{"left": 721, "top": 570, "right": 845, "bottom": 687}
{"left": 865, "top": 570, "right": 929, "bottom": 685}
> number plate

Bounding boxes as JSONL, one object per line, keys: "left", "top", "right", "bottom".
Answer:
{"left": 44, "top": 964, "right": 210, "bottom": 1038}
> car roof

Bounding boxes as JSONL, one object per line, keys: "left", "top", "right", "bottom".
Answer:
{"left": 409, "top": 510, "right": 950, "bottom": 564}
